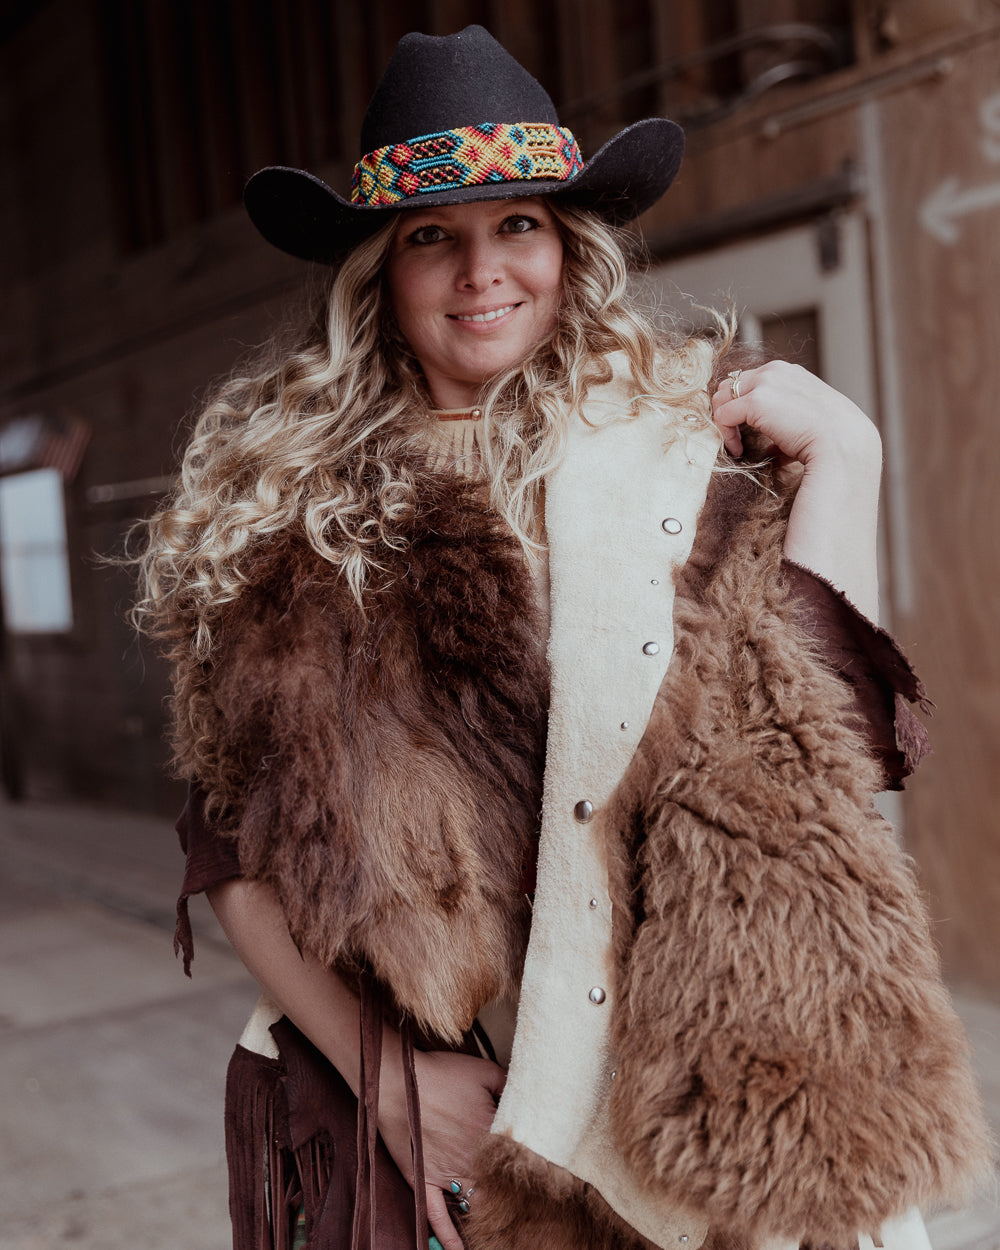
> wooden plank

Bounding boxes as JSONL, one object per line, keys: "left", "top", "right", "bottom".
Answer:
{"left": 190, "top": 0, "right": 243, "bottom": 215}
{"left": 656, "top": 0, "right": 713, "bottom": 117}
{"left": 643, "top": 104, "right": 859, "bottom": 244}
{"left": 333, "top": 0, "right": 369, "bottom": 166}
{"left": 144, "top": 0, "right": 206, "bottom": 236}
{"left": 229, "top": 2, "right": 281, "bottom": 174}
{"left": 306, "top": 0, "right": 340, "bottom": 162}
{"left": 490, "top": 0, "right": 557, "bottom": 104}
{"left": 874, "top": 31, "right": 1000, "bottom": 992}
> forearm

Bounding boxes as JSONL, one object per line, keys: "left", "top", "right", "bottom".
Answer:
{"left": 209, "top": 876, "right": 504, "bottom": 1249}
{"left": 783, "top": 424, "right": 883, "bottom": 624}
{"left": 207, "top": 877, "right": 405, "bottom": 1108}
{"left": 711, "top": 361, "right": 884, "bottom": 624}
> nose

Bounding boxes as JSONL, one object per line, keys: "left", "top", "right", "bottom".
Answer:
{"left": 456, "top": 235, "right": 502, "bottom": 292}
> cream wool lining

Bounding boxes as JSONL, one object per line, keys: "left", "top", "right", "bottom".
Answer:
{"left": 487, "top": 363, "right": 932, "bottom": 1250}
{"left": 491, "top": 363, "right": 719, "bottom": 1248}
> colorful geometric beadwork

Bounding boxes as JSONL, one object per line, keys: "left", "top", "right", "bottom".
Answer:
{"left": 351, "top": 122, "right": 584, "bottom": 206}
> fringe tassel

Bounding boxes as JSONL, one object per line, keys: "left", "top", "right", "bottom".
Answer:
{"left": 425, "top": 415, "right": 484, "bottom": 477}
{"left": 225, "top": 1043, "right": 301, "bottom": 1250}
{"left": 291, "top": 1133, "right": 336, "bottom": 1249}
{"left": 174, "top": 894, "right": 195, "bottom": 977}
{"left": 401, "top": 1016, "right": 430, "bottom": 1245}
{"left": 226, "top": 1007, "right": 438, "bottom": 1250}
{"left": 352, "top": 974, "right": 384, "bottom": 1250}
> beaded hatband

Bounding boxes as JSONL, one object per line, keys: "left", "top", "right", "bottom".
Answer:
{"left": 351, "top": 122, "right": 584, "bottom": 207}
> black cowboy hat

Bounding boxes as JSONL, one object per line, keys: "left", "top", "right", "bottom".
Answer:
{"left": 244, "top": 25, "right": 685, "bottom": 264}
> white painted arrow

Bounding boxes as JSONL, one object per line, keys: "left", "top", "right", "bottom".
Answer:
{"left": 919, "top": 174, "right": 1000, "bottom": 244}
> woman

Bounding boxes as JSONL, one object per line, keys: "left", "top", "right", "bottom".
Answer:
{"left": 137, "top": 25, "right": 989, "bottom": 1250}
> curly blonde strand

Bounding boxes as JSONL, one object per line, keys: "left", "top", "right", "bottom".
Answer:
{"left": 133, "top": 204, "right": 730, "bottom": 663}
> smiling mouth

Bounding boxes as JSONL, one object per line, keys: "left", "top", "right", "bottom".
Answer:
{"left": 451, "top": 304, "right": 520, "bottom": 323}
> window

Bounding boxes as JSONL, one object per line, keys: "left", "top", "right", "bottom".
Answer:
{"left": 0, "top": 468, "right": 74, "bottom": 633}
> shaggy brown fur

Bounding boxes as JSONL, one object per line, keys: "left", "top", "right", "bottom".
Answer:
{"left": 465, "top": 1133, "right": 755, "bottom": 1250}
{"left": 172, "top": 472, "right": 548, "bottom": 1044}
{"left": 465, "top": 1133, "right": 664, "bottom": 1250}
{"left": 173, "top": 449, "right": 988, "bottom": 1246}
{"left": 603, "top": 467, "right": 992, "bottom": 1247}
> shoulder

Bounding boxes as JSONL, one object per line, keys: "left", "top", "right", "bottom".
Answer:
{"left": 211, "top": 530, "right": 349, "bottom": 658}
{"left": 211, "top": 477, "right": 511, "bottom": 647}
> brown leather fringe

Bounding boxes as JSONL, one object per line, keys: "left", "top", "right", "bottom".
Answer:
{"left": 225, "top": 1041, "right": 346, "bottom": 1250}
{"left": 173, "top": 894, "right": 194, "bottom": 977}
{"left": 352, "top": 975, "right": 384, "bottom": 1250}
{"left": 224, "top": 1043, "right": 300, "bottom": 1250}
{"left": 400, "top": 1016, "right": 430, "bottom": 1244}
{"left": 226, "top": 1012, "right": 438, "bottom": 1250}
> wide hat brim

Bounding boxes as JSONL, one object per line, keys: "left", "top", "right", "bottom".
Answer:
{"left": 244, "top": 117, "right": 684, "bottom": 265}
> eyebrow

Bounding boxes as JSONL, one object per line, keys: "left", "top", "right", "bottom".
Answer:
{"left": 407, "top": 199, "right": 547, "bottom": 223}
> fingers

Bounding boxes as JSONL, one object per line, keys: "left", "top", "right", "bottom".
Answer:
{"left": 711, "top": 361, "right": 821, "bottom": 462}
{"left": 712, "top": 359, "right": 878, "bottom": 470}
{"left": 712, "top": 367, "right": 753, "bottom": 458}
{"left": 406, "top": 1050, "right": 502, "bottom": 1247}
{"left": 482, "top": 1063, "right": 507, "bottom": 1101}
{"left": 426, "top": 1184, "right": 464, "bottom": 1250}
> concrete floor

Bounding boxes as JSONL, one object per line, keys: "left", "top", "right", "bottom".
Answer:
{"left": 0, "top": 799, "right": 257, "bottom": 1250}
{"left": 0, "top": 798, "right": 997, "bottom": 1250}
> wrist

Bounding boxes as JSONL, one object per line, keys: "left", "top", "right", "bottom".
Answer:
{"left": 799, "top": 416, "right": 882, "bottom": 484}
{"left": 376, "top": 1026, "right": 410, "bottom": 1134}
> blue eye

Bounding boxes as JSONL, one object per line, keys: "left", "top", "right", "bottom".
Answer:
{"left": 502, "top": 215, "right": 539, "bottom": 234}
{"left": 408, "top": 224, "right": 448, "bottom": 245}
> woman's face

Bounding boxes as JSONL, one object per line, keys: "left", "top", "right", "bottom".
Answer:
{"left": 384, "top": 196, "right": 564, "bottom": 409}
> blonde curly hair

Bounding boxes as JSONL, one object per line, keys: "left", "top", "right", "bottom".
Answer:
{"left": 132, "top": 203, "right": 727, "bottom": 660}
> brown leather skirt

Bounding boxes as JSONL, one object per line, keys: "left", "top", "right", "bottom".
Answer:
{"left": 224, "top": 976, "right": 477, "bottom": 1250}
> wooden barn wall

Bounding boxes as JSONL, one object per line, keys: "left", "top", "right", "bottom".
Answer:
{"left": 639, "top": 16, "right": 1000, "bottom": 994}
{"left": 874, "top": 30, "right": 1000, "bottom": 994}
{"left": 0, "top": 1, "right": 298, "bottom": 807}
{"left": 2, "top": 0, "right": 999, "bottom": 992}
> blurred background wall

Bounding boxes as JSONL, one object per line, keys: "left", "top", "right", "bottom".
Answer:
{"left": 1, "top": 0, "right": 998, "bottom": 994}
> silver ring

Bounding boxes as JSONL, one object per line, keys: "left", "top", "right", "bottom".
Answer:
{"left": 727, "top": 369, "right": 742, "bottom": 399}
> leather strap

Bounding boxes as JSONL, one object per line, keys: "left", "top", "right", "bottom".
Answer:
{"left": 352, "top": 973, "right": 385, "bottom": 1250}
{"left": 401, "top": 1016, "right": 430, "bottom": 1243}
{"left": 353, "top": 973, "right": 430, "bottom": 1250}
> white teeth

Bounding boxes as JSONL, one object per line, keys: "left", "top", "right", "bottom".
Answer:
{"left": 455, "top": 305, "right": 516, "bottom": 322}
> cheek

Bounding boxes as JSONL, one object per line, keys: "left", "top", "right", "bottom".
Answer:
{"left": 537, "top": 243, "right": 564, "bottom": 304}
{"left": 537, "top": 251, "right": 564, "bottom": 325}
{"left": 384, "top": 259, "right": 429, "bottom": 340}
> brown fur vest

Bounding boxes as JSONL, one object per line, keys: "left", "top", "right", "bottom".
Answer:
{"left": 172, "top": 455, "right": 990, "bottom": 1248}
